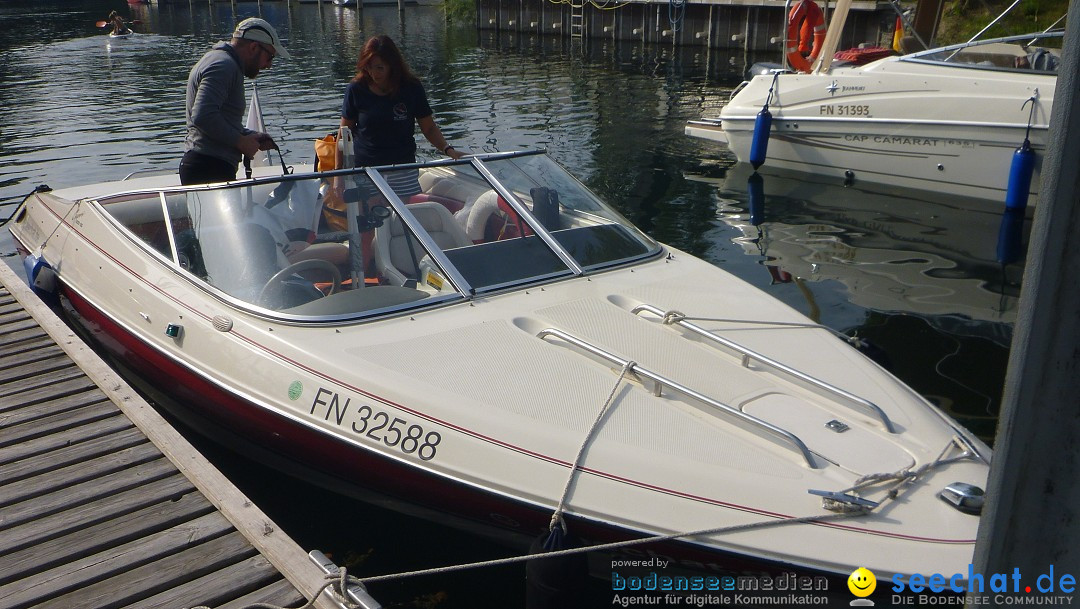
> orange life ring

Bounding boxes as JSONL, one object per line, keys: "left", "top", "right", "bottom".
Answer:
{"left": 786, "top": 0, "right": 826, "bottom": 73}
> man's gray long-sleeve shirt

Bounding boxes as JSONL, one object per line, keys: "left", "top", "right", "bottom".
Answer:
{"left": 185, "top": 42, "right": 252, "bottom": 166}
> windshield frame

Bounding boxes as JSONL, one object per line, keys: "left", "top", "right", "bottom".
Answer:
{"left": 900, "top": 31, "right": 1064, "bottom": 73}
{"left": 91, "top": 150, "right": 663, "bottom": 323}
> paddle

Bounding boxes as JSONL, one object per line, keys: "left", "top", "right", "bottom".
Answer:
{"left": 96, "top": 19, "right": 141, "bottom": 28}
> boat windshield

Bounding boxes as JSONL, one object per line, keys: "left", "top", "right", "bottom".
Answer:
{"left": 96, "top": 151, "right": 660, "bottom": 320}
{"left": 902, "top": 31, "right": 1063, "bottom": 72}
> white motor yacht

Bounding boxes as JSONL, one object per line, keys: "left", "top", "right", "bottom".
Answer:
{"left": 687, "top": 4, "right": 1060, "bottom": 205}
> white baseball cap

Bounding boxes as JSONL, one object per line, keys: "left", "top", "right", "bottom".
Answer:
{"left": 233, "top": 18, "right": 290, "bottom": 60}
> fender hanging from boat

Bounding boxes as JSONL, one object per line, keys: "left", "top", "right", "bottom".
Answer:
{"left": 1006, "top": 93, "right": 1041, "bottom": 210}
{"left": 749, "top": 108, "right": 773, "bottom": 170}
{"left": 786, "top": 0, "right": 826, "bottom": 73}
{"left": 996, "top": 207, "right": 1026, "bottom": 265}
{"left": 749, "top": 72, "right": 781, "bottom": 169}
{"left": 23, "top": 252, "right": 59, "bottom": 303}
{"left": 1005, "top": 140, "right": 1035, "bottom": 210}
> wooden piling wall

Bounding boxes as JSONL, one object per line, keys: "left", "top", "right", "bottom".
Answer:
{"left": 477, "top": 0, "right": 896, "bottom": 52}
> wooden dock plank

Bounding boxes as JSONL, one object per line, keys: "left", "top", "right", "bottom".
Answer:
{"left": 0, "top": 455, "right": 176, "bottom": 525}
{"left": 0, "top": 333, "right": 55, "bottom": 360}
{"left": 0, "top": 342, "right": 64, "bottom": 368}
{"left": 0, "top": 490, "right": 214, "bottom": 586}
{"left": 0, "top": 512, "right": 237, "bottom": 609}
{"left": 1, "top": 426, "right": 148, "bottom": 483}
{"left": 213, "top": 576, "right": 308, "bottom": 609}
{"left": 0, "top": 390, "right": 112, "bottom": 435}
{"left": 26, "top": 531, "right": 260, "bottom": 609}
{"left": 124, "top": 553, "right": 295, "bottom": 609}
{"left": 0, "top": 299, "right": 26, "bottom": 316}
{"left": 0, "top": 414, "right": 135, "bottom": 467}
{"left": 0, "top": 311, "right": 34, "bottom": 332}
{"left": 0, "top": 473, "right": 197, "bottom": 554}
{"left": 0, "top": 261, "right": 346, "bottom": 609}
{"left": 0, "top": 364, "right": 87, "bottom": 404}
{"left": 0, "top": 318, "right": 47, "bottom": 343}
{"left": 0, "top": 372, "right": 97, "bottom": 409}
{"left": 0, "top": 324, "right": 50, "bottom": 350}
{"left": 0, "top": 351, "right": 77, "bottom": 384}
{"left": 1, "top": 438, "right": 163, "bottom": 501}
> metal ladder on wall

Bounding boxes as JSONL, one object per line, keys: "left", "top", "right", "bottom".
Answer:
{"left": 570, "top": 2, "right": 584, "bottom": 38}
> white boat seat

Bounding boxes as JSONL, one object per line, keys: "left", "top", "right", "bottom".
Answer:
{"left": 374, "top": 202, "right": 473, "bottom": 286}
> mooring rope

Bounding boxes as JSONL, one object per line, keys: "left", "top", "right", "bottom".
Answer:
{"left": 361, "top": 509, "right": 866, "bottom": 584}
{"left": 823, "top": 437, "right": 971, "bottom": 512}
{"left": 549, "top": 359, "right": 636, "bottom": 534}
{"left": 201, "top": 443, "right": 975, "bottom": 609}
{"left": 355, "top": 437, "right": 973, "bottom": 584}
{"left": 195, "top": 388, "right": 976, "bottom": 606}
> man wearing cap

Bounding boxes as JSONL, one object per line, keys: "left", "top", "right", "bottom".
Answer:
{"left": 180, "top": 17, "right": 290, "bottom": 185}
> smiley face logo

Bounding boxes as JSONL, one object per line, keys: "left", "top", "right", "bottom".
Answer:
{"left": 848, "top": 567, "right": 877, "bottom": 597}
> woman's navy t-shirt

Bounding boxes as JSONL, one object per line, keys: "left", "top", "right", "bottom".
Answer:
{"left": 341, "top": 80, "right": 433, "bottom": 166}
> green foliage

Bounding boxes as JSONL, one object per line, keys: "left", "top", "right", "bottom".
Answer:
{"left": 937, "top": 0, "right": 1068, "bottom": 45}
{"left": 443, "top": 0, "right": 476, "bottom": 24}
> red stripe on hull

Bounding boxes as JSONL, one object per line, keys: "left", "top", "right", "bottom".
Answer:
{"left": 57, "top": 285, "right": 848, "bottom": 580}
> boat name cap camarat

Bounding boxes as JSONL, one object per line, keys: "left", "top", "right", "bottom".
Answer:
{"left": 234, "top": 18, "right": 290, "bottom": 60}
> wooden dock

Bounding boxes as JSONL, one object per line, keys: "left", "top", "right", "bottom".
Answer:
{"left": 0, "top": 261, "right": 374, "bottom": 609}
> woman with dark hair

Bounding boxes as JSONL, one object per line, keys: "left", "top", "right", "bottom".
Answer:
{"left": 340, "top": 34, "right": 463, "bottom": 198}
{"left": 107, "top": 11, "right": 130, "bottom": 36}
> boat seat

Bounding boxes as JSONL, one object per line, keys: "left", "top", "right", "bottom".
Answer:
{"left": 373, "top": 202, "right": 473, "bottom": 287}
{"left": 408, "top": 192, "right": 464, "bottom": 214}
{"left": 420, "top": 174, "right": 476, "bottom": 204}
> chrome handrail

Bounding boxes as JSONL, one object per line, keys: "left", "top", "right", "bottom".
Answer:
{"left": 631, "top": 304, "right": 896, "bottom": 433}
{"left": 536, "top": 327, "right": 817, "bottom": 468}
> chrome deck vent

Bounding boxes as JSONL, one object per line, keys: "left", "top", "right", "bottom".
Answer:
{"left": 825, "top": 419, "right": 849, "bottom": 433}
{"left": 939, "top": 482, "right": 985, "bottom": 514}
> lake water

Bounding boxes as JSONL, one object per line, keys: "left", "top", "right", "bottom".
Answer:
{"left": 0, "top": 1, "right": 1025, "bottom": 606}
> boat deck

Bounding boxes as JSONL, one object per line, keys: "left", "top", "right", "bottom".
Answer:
{"left": 0, "top": 262, "right": 353, "bottom": 609}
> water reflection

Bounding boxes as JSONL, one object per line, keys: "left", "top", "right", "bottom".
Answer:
{"left": 705, "top": 163, "right": 1027, "bottom": 441}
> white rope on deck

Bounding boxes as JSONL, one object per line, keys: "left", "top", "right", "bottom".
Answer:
{"left": 548, "top": 359, "right": 635, "bottom": 534}
{"left": 822, "top": 436, "right": 973, "bottom": 513}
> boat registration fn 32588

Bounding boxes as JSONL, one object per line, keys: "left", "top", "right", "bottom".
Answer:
{"left": 308, "top": 386, "right": 443, "bottom": 461}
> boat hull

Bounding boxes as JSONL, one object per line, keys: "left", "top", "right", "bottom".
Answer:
{"left": 698, "top": 116, "right": 1043, "bottom": 201}
{"left": 7, "top": 157, "right": 991, "bottom": 591}
{"left": 689, "top": 40, "right": 1057, "bottom": 204}
{"left": 54, "top": 281, "right": 848, "bottom": 582}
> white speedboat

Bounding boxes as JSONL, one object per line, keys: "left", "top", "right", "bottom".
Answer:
{"left": 687, "top": 18, "right": 1060, "bottom": 205}
{"left": 8, "top": 151, "right": 990, "bottom": 588}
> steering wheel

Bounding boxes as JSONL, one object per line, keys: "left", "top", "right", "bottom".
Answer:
{"left": 258, "top": 259, "right": 342, "bottom": 305}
